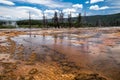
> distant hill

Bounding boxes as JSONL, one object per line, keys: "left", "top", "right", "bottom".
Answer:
{"left": 46, "top": 13, "right": 120, "bottom": 26}
{"left": 0, "top": 13, "right": 120, "bottom": 27}
{"left": 82, "top": 13, "right": 120, "bottom": 26}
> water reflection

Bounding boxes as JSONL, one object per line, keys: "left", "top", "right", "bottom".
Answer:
{"left": 59, "top": 33, "right": 64, "bottom": 44}
{"left": 68, "top": 33, "right": 72, "bottom": 46}
{"left": 81, "top": 38, "right": 89, "bottom": 53}
{"left": 42, "top": 33, "right": 46, "bottom": 45}
{"left": 53, "top": 33, "right": 58, "bottom": 44}
{"left": 11, "top": 30, "right": 120, "bottom": 57}
{"left": 3, "top": 28, "right": 120, "bottom": 80}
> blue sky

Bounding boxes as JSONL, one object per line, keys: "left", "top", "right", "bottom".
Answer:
{"left": 0, "top": 0, "right": 120, "bottom": 20}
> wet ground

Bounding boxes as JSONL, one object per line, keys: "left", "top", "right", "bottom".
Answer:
{"left": 0, "top": 28, "right": 120, "bottom": 80}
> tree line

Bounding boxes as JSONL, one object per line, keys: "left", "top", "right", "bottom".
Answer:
{"left": 0, "top": 13, "right": 119, "bottom": 28}
{"left": 42, "top": 11, "right": 82, "bottom": 28}
{"left": 17, "top": 11, "right": 82, "bottom": 28}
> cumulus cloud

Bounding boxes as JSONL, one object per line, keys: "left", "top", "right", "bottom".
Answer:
{"left": 62, "top": 4, "right": 82, "bottom": 16}
{"left": 72, "top": 4, "right": 83, "bottom": 9}
{"left": 63, "top": 8, "right": 76, "bottom": 13}
{"left": 0, "top": 0, "right": 15, "bottom": 5}
{"left": 44, "top": 9, "right": 60, "bottom": 18}
{"left": 71, "top": 13, "right": 78, "bottom": 17}
{"left": 0, "top": 5, "right": 80, "bottom": 20}
{"left": 44, "top": 9, "right": 59, "bottom": 14}
{"left": 85, "top": 1, "right": 89, "bottom": 4}
{"left": 90, "top": 5, "right": 109, "bottom": 10}
{"left": 90, "top": 0, "right": 104, "bottom": 4}
{"left": 62, "top": 8, "right": 80, "bottom": 18}
{"left": 44, "top": 8, "right": 79, "bottom": 19}
{"left": 0, "top": 6, "right": 43, "bottom": 20}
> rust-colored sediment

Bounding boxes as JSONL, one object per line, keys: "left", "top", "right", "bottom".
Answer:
{"left": 0, "top": 28, "right": 120, "bottom": 80}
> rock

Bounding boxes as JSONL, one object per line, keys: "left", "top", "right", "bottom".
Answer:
{"left": 17, "top": 75, "right": 25, "bottom": 80}
{"left": 29, "top": 68, "right": 38, "bottom": 74}
{"left": 18, "top": 75, "right": 35, "bottom": 80}
{"left": 74, "top": 73, "right": 107, "bottom": 80}
{"left": 24, "top": 75, "right": 35, "bottom": 80}
{"left": 25, "top": 61, "right": 35, "bottom": 65}
{"left": 62, "top": 66, "right": 71, "bottom": 73}
{"left": 0, "top": 75, "right": 17, "bottom": 80}
{"left": 3, "top": 69, "right": 13, "bottom": 73}
{"left": 29, "top": 52, "right": 37, "bottom": 62}
{"left": 2, "top": 63, "right": 17, "bottom": 73}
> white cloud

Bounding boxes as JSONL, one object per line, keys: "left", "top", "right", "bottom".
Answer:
{"left": 0, "top": 0, "right": 15, "bottom": 5}
{"left": 44, "top": 9, "right": 59, "bottom": 14}
{"left": 85, "top": 1, "right": 89, "bottom": 4}
{"left": 0, "top": 6, "right": 43, "bottom": 20}
{"left": 0, "top": 5, "right": 80, "bottom": 20}
{"left": 16, "top": 0, "right": 72, "bottom": 8}
{"left": 62, "top": 8, "right": 79, "bottom": 18}
{"left": 63, "top": 8, "right": 76, "bottom": 13}
{"left": 107, "top": 10, "right": 120, "bottom": 14}
{"left": 17, "top": 6, "right": 42, "bottom": 16}
{"left": 105, "top": 0, "right": 120, "bottom": 9}
{"left": 44, "top": 8, "right": 79, "bottom": 19}
{"left": 62, "top": 4, "right": 82, "bottom": 16}
{"left": 99, "top": 6, "right": 109, "bottom": 10}
{"left": 44, "top": 9, "right": 60, "bottom": 18}
{"left": 90, "top": 0, "right": 104, "bottom": 4}
{"left": 72, "top": 4, "right": 83, "bottom": 9}
{"left": 90, "top": 5, "right": 109, "bottom": 10}
{"left": 71, "top": 13, "right": 78, "bottom": 17}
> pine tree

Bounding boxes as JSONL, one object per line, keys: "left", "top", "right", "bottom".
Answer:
{"left": 53, "top": 11, "right": 59, "bottom": 28}
{"left": 68, "top": 12, "right": 72, "bottom": 28}
{"left": 59, "top": 11, "right": 64, "bottom": 28}
{"left": 43, "top": 12, "right": 48, "bottom": 28}
{"left": 76, "top": 13, "right": 81, "bottom": 27}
